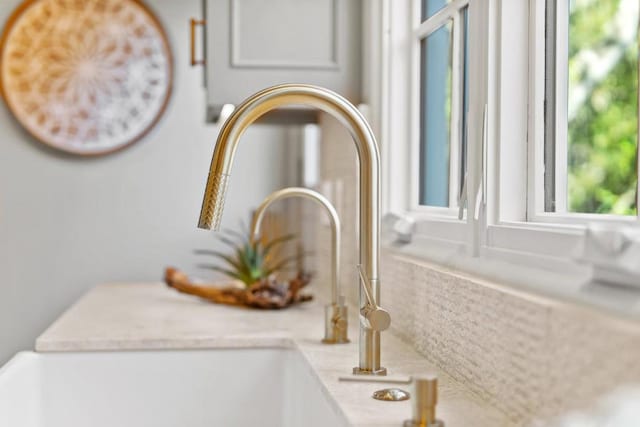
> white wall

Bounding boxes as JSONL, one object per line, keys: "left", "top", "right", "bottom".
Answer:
{"left": 0, "top": 0, "right": 290, "bottom": 365}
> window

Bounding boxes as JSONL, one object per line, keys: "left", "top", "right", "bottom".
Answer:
{"left": 416, "top": 0, "right": 469, "bottom": 210}
{"left": 372, "top": 0, "right": 640, "bottom": 282}
{"left": 544, "top": 0, "right": 639, "bottom": 218}
{"left": 374, "top": 0, "right": 480, "bottom": 244}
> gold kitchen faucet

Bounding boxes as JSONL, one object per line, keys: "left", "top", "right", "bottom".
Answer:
{"left": 198, "top": 84, "right": 390, "bottom": 375}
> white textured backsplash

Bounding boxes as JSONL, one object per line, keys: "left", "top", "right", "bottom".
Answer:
{"left": 310, "top": 113, "right": 640, "bottom": 425}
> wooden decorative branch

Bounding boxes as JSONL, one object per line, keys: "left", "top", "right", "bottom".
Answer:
{"left": 165, "top": 267, "right": 313, "bottom": 309}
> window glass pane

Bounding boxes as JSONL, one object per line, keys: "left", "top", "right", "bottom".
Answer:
{"left": 420, "top": 22, "right": 453, "bottom": 207}
{"left": 565, "top": 0, "right": 639, "bottom": 215}
{"left": 422, "top": 0, "right": 451, "bottom": 21}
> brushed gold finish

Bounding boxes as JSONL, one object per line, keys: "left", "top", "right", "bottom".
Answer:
{"left": 198, "top": 84, "right": 388, "bottom": 374}
{"left": 339, "top": 374, "right": 443, "bottom": 425}
{"left": 322, "top": 302, "right": 350, "bottom": 344}
{"left": 357, "top": 265, "right": 391, "bottom": 332}
{"left": 250, "top": 187, "right": 349, "bottom": 344}
{"left": 403, "top": 419, "right": 445, "bottom": 427}
{"left": 353, "top": 366, "right": 388, "bottom": 376}
{"left": 190, "top": 18, "right": 206, "bottom": 66}
{"left": 404, "top": 375, "right": 444, "bottom": 427}
{"left": 198, "top": 173, "right": 229, "bottom": 230}
{"left": 372, "top": 388, "right": 410, "bottom": 402}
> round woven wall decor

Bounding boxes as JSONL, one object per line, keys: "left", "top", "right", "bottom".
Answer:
{"left": 0, "top": 0, "right": 173, "bottom": 156}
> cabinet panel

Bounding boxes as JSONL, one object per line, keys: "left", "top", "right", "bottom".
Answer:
{"left": 204, "top": 0, "right": 362, "bottom": 122}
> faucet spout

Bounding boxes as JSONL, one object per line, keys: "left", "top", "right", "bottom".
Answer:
{"left": 250, "top": 187, "right": 341, "bottom": 306}
{"left": 198, "top": 84, "right": 388, "bottom": 375}
{"left": 250, "top": 187, "right": 349, "bottom": 344}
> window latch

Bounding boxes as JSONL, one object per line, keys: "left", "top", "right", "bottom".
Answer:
{"left": 382, "top": 212, "right": 416, "bottom": 244}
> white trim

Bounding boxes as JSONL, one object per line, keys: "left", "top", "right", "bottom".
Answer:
{"left": 552, "top": 0, "right": 569, "bottom": 213}
{"left": 365, "top": 0, "right": 471, "bottom": 254}
{"left": 531, "top": 211, "right": 640, "bottom": 226}
{"left": 466, "top": 0, "right": 490, "bottom": 255}
{"left": 486, "top": 0, "right": 501, "bottom": 227}
{"left": 528, "top": 0, "right": 545, "bottom": 220}
{"left": 380, "top": 0, "right": 412, "bottom": 214}
{"left": 486, "top": 222, "right": 583, "bottom": 259}
{"left": 410, "top": 205, "right": 462, "bottom": 218}
{"left": 410, "top": 0, "right": 470, "bottom": 212}
{"left": 449, "top": 11, "right": 463, "bottom": 207}
{"left": 408, "top": 0, "right": 422, "bottom": 212}
{"left": 415, "top": 0, "right": 470, "bottom": 40}
{"left": 490, "top": 0, "right": 529, "bottom": 224}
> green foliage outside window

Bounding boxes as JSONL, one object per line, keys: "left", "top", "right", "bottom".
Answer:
{"left": 567, "top": 0, "right": 638, "bottom": 215}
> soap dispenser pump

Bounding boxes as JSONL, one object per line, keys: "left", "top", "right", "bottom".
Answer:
{"left": 404, "top": 375, "right": 444, "bottom": 427}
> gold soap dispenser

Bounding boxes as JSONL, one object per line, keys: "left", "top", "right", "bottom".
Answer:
{"left": 404, "top": 375, "right": 444, "bottom": 427}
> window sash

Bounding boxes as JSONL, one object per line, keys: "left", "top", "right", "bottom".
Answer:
{"left": 412, "top": 0, "right": 469, "bottom": 212}
{"left": 419, "top": 22, "right": 454, "bottom": 207}
{"left": 541, "top": 0, "right": 640, "bottom": 220}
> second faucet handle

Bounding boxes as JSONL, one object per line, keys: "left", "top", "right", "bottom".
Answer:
{"left": 323, "top": 297, "right": 350, "bottom": 344}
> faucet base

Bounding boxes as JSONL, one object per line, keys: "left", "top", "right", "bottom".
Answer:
{"left": 322, "top": 337, "right": 351, "bottom": 344}
{"left": 322, "top": 303, "right": 350, "bottom": 344}
{"left": 352, "top": 366, "right": 387, "bottom": 376}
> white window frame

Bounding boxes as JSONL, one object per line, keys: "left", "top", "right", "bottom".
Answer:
{"left": 368, "top": 0, "right": 640, "bottom": 287}
{"left": 371, "top": 0, "right": 480, "bottom": 248}
{"left": 485, "top": 0, "right": 620, "bottom": 261}
{"left": 410, "top": 0, "right": 468, "bottom": 215}
{"left": 529, "top": 0, "right": 640, "bottom": 225}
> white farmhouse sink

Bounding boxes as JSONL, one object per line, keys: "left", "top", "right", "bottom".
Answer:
{"left": 0, "top": 348, "right": 349, "bottom": 427}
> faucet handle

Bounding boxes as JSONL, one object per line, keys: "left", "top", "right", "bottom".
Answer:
{"left": 356, "top": 265, "right": 391, "bottom": 332}
{"left": 361, "top": 305, "right": 391, "bottom": 331}
{"left": 322, "top": 302, "right": 350, "bottom": 344}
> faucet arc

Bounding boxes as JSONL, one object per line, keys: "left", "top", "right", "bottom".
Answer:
{"left": 250, "top": 187, "right": 341, "bottom": 306}
{"left": 198, "top": 84, "right": 388, "bottom": 375}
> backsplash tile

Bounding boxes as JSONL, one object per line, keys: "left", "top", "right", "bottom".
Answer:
{"left": 381, "top": 257, "right": 551, "bottom": 422}
{"left": 541, "top": 308, "right": 640, "bottom": 420}
{"left": 311, "top": 112, "right": 640, "bottom": 425}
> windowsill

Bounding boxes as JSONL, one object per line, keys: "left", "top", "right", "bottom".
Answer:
{"left": 381, "top": 235, "right": 640, "bottom": 323}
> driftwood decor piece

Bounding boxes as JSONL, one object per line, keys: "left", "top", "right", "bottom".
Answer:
{"left": 166, "top": 213, "right": 312, "bottom": 309}
{"left": 165, "top": 267, "right": 313, "bottom": 309}
{"left": 0, "top": 0, "right": 173, "bottom": 155}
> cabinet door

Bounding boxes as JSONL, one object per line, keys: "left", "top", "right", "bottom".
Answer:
{"left": 205, "top": 0, "right": 362, "bottom": 122}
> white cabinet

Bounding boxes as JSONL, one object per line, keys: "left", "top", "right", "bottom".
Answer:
{"left": 201, "top": 0, "right": 362, "bottom": 122}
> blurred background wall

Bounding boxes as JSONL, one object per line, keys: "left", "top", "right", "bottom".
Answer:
{"left": 0, "top": 0, "right": 291, "bottom": 365}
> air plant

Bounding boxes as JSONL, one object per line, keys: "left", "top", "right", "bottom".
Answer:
{"left": 195, "top": 225, "right": 307, "bottom": 288}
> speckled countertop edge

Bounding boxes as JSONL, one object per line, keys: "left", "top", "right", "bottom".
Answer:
{"left": 36, "top": 282, "right": 513, "bottom": 427}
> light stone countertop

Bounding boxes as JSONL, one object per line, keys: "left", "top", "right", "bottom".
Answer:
{"left": 36, "top": 283, "right": 512, "bottom": 427}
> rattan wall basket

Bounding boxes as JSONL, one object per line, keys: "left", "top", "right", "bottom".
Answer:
{"left": 0, "top": 0, "right": 173, "bottom": 156}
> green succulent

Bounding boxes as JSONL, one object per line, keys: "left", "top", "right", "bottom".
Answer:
{"left": 196, "top": 226, "right": 306, "bottom": 287}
